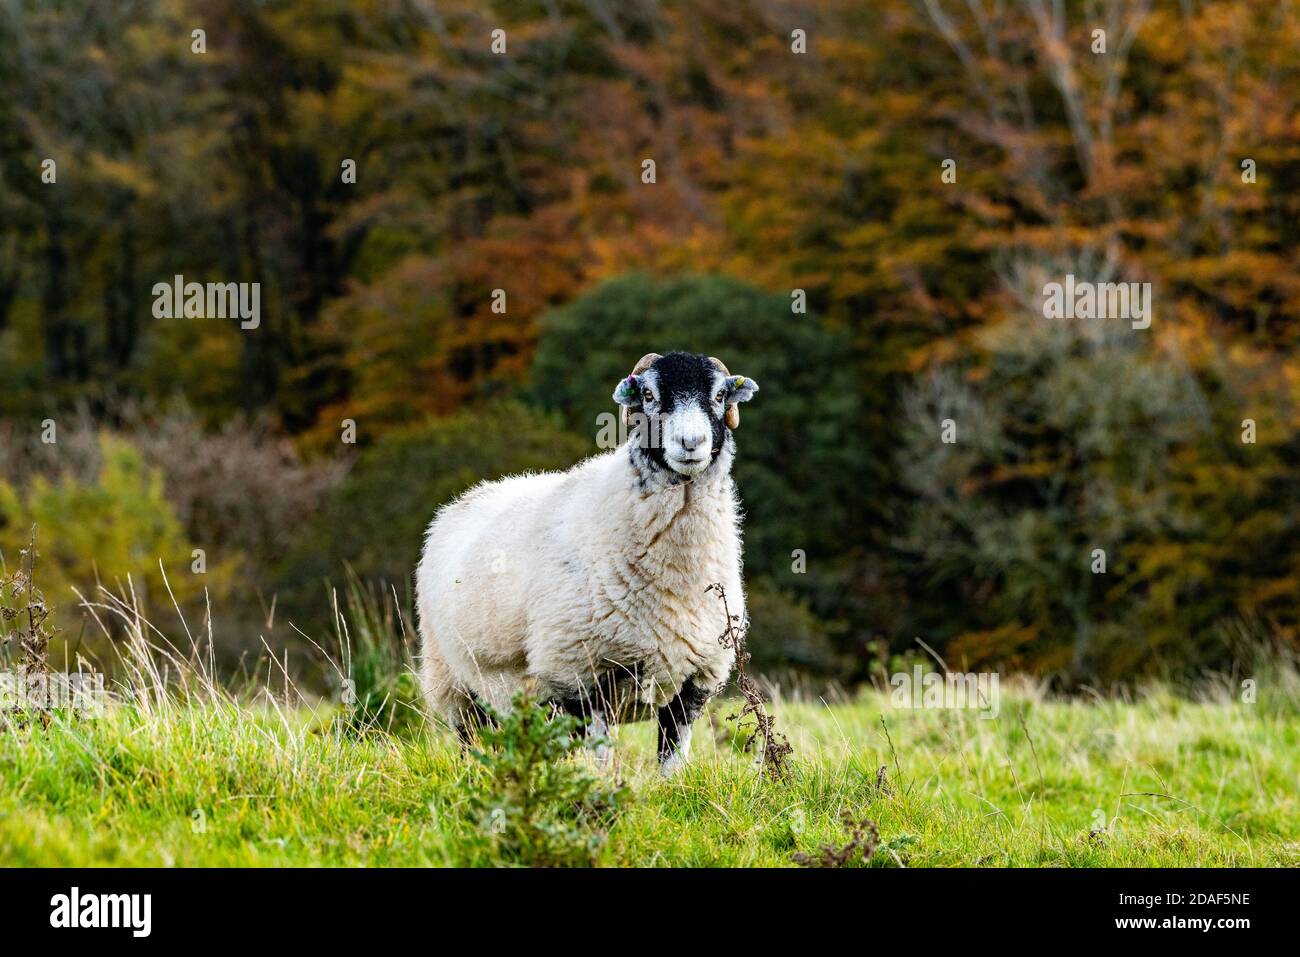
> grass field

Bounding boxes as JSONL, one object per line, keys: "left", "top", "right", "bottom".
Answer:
{"left": 3, "top": 670, "right": 1297, "bottom": 867}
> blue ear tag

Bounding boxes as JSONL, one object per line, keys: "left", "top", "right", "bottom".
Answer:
{"left": 614, "top": 376, "right": 640, "bottom": 404}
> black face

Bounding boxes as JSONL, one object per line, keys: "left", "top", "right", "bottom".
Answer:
{"left": 635, "top": 352, "right": 729, "bottom": 474}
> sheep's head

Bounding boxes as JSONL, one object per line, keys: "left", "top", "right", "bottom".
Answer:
{"left": 612, "top": 352, "right": 759, "bottom": 477}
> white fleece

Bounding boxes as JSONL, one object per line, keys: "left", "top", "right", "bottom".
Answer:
{"left": 416, "top": 437, "right": 743, "bottom": 725}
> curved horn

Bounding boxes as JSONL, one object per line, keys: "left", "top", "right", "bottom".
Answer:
{"left": 708, "top": 356, "right": 741, "bottom": 429}
{"left": 622, "top": 353, "right": 662, "bottom": 428}
{"left": 632, "top": 352, "right": 661, "bottom": 375}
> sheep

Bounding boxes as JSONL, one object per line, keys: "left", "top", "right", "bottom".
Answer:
{"left": 415, "top": 351, "right": 760, "bottom": 775}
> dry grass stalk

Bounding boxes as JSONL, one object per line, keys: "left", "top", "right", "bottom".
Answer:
{"left": 1, "top": 529, "right": 55, "bottom": 729}
{"left": 706, "top": 581, "right": 793, "bottom": 780}
{"left": 792, "top": 812, "right": 880, "bottom": 868}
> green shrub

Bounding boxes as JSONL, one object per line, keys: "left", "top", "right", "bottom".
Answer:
{"left": 467, "top": 689, "right": 628, "bottom": 867}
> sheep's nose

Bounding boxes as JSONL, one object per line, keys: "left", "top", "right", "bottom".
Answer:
{"left": 679, "top": 432, "right": 706, "bottom": 451}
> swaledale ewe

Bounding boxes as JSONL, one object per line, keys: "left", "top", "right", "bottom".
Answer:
{"left": 416, "top": 351, "right": 759, "bottom": 775}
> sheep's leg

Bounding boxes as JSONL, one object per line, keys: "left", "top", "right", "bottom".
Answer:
{"left": 454, "top": 696, "right": 494, "bottom": 748}
{"left": 557, "top": 692, "right": 612, "bottom": 768}
{"left": 657, "top": 678, "right": 711, "bottom": 777}
{"left": 586, "top": 710, "right": 613, "bottom": 769}
{"left": 556, "top": 665, "right": 638, "bottom": 770}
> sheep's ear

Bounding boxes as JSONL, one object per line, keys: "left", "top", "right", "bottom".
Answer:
{"left": 723, "top": 374, "right": 758, "bottom": 429}
{"left": 725, "top": 375, "right": 758, "bottom": 404}
{"left": 613, "top": 374, "right": 642, "bottom": 407}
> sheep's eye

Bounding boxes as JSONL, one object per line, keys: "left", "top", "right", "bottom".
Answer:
{"left": 715, "top": 390, "right": 726, "bottom": 403}
{"left": 642, "top": 388, "right": 654, "bottom": 402}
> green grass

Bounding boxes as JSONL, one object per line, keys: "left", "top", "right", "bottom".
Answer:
{"left": 3, "top": 675, "right": 1298, "bottom": 866}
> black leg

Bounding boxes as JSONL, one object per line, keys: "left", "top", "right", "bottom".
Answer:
{"left": 554, "top": 663, "right": 641, "bottom": 728}
{"left": 657, "top": 678, "right": 712, "bottom": 773}
{"left": 552, "top": 665, "right": 642, "bottom": 768}
{"left": 455, "top": 696, "right": 493, "bottom": 747}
